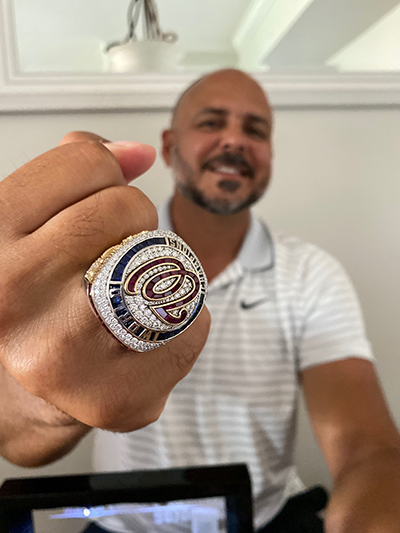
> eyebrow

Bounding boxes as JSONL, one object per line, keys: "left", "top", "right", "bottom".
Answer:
{"left": 195, "top": 107, "right": 270, "bottom": 128}
{"left": 196, "top": 107, "right": 227, "bottom": 118}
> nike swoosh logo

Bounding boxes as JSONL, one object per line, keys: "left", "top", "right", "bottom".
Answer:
{"left": 240, "top": 298, "right": 269, "bottom": 310}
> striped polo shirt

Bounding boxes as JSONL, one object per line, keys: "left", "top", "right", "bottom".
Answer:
{"left": 93, "top": 202, "right": 373, "bottom": 532}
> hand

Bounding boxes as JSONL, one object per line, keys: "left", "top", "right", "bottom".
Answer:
{"left": 0, "top": 132, "right": 210, "bottom": 454}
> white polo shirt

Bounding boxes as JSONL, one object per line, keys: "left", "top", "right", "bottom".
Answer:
{"left": 93, "top": 203, "right": 373, "bottom": 532}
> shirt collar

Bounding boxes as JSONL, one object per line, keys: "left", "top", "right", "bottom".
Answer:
{"left": 157, "top": 198, "right": 274, "bottom": 273}
{"left": 158, "top": 198, "right": 174, "bottom": 232}
{"left": 237, "top": 214, "right": 274, "bottom": 271}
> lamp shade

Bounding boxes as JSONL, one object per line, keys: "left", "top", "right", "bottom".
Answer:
{"left": 107, "top": 40, "right": 182, "bottom": 73}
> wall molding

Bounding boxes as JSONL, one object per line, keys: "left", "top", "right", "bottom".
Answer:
{"left": 2, "top": 71, "right": 399, "bottom": 113}
{"left": 1, "top": 0, "right": 400, "bottom": 113}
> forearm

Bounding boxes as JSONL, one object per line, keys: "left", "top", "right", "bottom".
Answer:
{"left": 302, "top": 359, "right": 400, "bottom": 532}
{"left": 0, "top": 363, "right": 90, "bottom": 467}
{"left": 326, "top": 447, "right": 400, "bottom": 533}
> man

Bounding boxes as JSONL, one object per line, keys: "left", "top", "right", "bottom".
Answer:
{"left": 1, "top": 69, "right": 400, "bottom": 532}
{"left": 91, "top": 69, "right": 400, "bottom": 532}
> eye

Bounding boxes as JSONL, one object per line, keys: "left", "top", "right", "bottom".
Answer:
{"left": 246, "top": 126, "right": 268, "bottom": 140}
{"left": 201, "top": 120, "right": 217, "bottom": 127}
{"left": 197, "top": 118, "right": 223, "bottom": 130}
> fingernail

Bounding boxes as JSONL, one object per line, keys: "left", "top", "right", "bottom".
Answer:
{"left": 103, "top": 141, "right": 142, "bottom": 149}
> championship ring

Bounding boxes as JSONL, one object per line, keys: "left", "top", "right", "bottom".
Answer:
{"left": 85, "top": 230, "right": 207, "bottom": 352}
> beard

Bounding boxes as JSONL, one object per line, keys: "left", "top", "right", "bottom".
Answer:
{"left": 178, "top": 180, "right": 263, "bottom": 215}
{"left": 171, "top": 147, "right": 270, "bottom": 216}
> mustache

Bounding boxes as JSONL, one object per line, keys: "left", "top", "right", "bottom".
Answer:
{"left": 202, "top": 152, "right": 255, "bottom": 178}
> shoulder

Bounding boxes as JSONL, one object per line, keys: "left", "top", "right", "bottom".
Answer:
{"left": 265, "top": 229, "right": 360, "bottom": 305}
{"left": 271, "top": 230, "right": 344, "bottom": 277}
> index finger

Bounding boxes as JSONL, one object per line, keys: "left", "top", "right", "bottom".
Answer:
{"left": 0, "top": 140, "right": 156, "bottom": 239}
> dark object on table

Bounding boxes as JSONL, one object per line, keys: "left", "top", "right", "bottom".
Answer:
{"left": 258, "top": 485, "right": 328, "bottom": 532}
{"left": 0, "top": 463, "right": 253, "bottom": 532}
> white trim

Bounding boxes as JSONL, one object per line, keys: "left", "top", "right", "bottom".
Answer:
{"left": 234, "top": 0, "right": 272, "bottom": 50}
{"left": 233, "top": 0, "right": 315, "bottom": 70}
{"left": 0, "top": 0, "right": 19, "bottom": 81}
{"left": 1, "top": 0, "right": 400, "bottom": 112}
{"left": 1, "top": 72, "right": 400, "bottom": 112}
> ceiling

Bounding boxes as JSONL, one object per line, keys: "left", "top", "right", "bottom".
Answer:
{"left": 10, "top": 0, "right": 400, "bottom": 74}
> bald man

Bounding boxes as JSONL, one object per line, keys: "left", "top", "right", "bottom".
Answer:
{"left": 2, "top": 70, "right": 400, "bottom": 532}
{"left": 91, "top": 70, "right": 400, "bottom": 533}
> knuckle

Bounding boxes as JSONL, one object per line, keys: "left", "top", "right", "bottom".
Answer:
{"left": 168, "top": 342, "right": 199, "bottom": 376}
{"left": 4, "top": 328, "right": 73, "bottom": 401}
{"left": 4, "top": 352, "right": 44, "bottom": 399}
{"left": 82, "top": 372, "right": 167, "bottom": 431}
{"left": 0, "top": 272, "right": 13, "bottom": 323}
{"left": 59, "top": 131, "right": 109, "bottom": 145}
{"left": 0, "top": 270, "right": 26, "bottom": 342}
{"left": 125, "top": 186, "right": 158, "bottom": 229}
{"left": 83, "top": 402, "right": 127, "bottom": 431}
{"left": 78, "top": 141, "right": 121, "bottom": 177}
{"left": 59, "top": 141, "right": 125, "bottom": 187}
{"left": 61, "top": 194, "right": 106, "bottom": 241}
{"left": 82, "top": 406, "right": 116, "bottom": 431}
{"left": 93, "top": 400, "right": 165, "bottom": 432}
{"left": 103, "top": 186, "right": 158, "bottom": 233}
{"left": 166, "top": 310, "right": 210, "bottom": 376}
{"left": 132, "top": 406, "right": 164, "bottom": 429}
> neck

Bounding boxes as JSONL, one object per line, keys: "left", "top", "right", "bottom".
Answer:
{"left": 169, "top": 190, "right": 250, "bottom": 281}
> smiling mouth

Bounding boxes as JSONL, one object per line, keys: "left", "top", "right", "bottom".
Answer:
{"left": 202, "top": 152, "right": 255, "bottom": 178}
{"left": 205, "top": 164, "right": 253, "bottom": 178}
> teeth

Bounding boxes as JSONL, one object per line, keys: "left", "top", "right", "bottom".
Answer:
{"left": 215, "top": 165, "right": 240, "bottom": 175}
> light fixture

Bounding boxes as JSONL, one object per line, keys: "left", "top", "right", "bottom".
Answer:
{"left": 106, "top": 0, "right": 181, "bottom": 73}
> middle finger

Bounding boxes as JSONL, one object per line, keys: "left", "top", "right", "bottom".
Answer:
{"left": 34, "top": 184, "right": 158, "bottom": 270}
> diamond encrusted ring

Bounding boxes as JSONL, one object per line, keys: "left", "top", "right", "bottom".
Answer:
{"left": 84, "top": 230, "right": 208, "bottom": 352}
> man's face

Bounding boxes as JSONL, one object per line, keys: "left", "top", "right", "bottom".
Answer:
{"left": 163, "top": 71, "right": 273, "bottom": 215}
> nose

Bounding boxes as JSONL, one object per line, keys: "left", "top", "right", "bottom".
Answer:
{"left": 220, "top": 123, "right": 246, "bottom": 153}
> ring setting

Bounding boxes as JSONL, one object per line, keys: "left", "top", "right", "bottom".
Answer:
{"left": 85, "top": 230, "right": 207, "bottom": 352}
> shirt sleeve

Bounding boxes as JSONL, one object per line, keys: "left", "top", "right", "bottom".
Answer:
{"left": 297, "top": 246, "right": 374, "bottom": 371}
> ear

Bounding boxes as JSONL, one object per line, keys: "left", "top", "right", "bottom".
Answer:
{"left": 161, "top": 129, "right": 174, "bottom": 167}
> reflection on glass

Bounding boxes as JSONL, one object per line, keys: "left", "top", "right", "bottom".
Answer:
{"left": 33, "top": 497, "right": 227, "bottom": 533}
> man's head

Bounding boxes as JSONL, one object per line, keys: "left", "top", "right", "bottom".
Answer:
{"left": 162, "top": 69, "right": 273, "bottom": 215}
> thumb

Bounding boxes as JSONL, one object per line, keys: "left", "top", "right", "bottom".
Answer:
{"left": 58, "top": 131, "right": 156, "bottom": 183}
{"left": 103, "top": 141, "right": 157, "bottom": 183}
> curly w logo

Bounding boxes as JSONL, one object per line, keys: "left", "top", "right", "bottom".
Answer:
{"left": 124, "top": 257, "right": 201, "bottom": 325}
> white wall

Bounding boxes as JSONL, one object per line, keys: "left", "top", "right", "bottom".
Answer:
{"left": 1, "top": 105, "right": 400, "bottom": 493}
